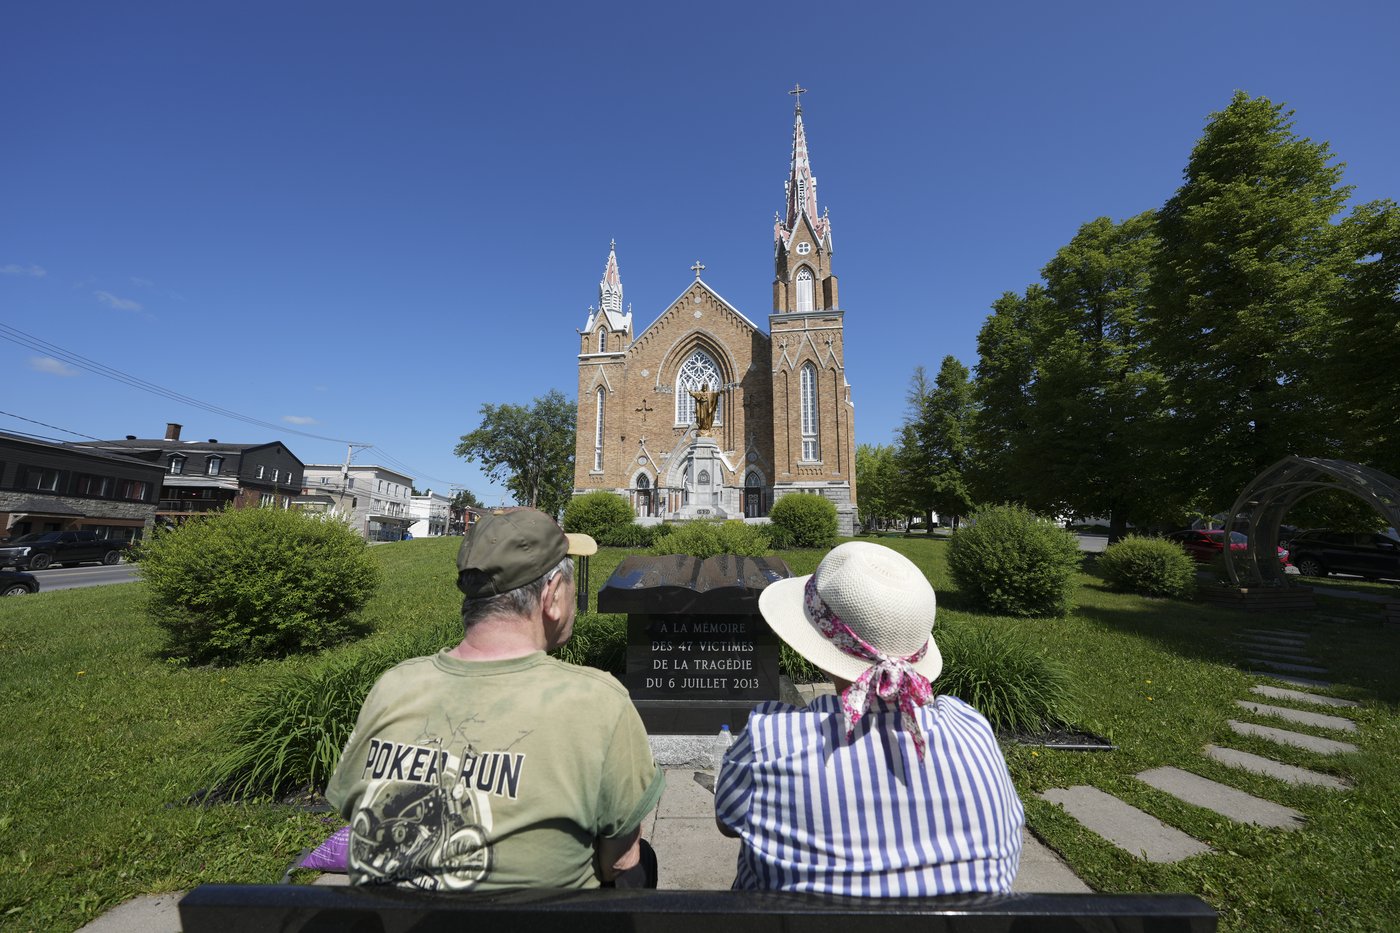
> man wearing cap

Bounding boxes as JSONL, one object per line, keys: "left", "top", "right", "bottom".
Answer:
{"left": 326, "top": 508, "right": 665, "bottom": 891}
{"left": 714, "top": 541, "right": 1024, "bottom": 895}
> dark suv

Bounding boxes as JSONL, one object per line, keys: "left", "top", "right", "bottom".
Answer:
{"left": 0, "top": 531, "right": 129, "bottom": 570}
{"left": 1288, "top": 530, "right": 1400, "bottom": 581}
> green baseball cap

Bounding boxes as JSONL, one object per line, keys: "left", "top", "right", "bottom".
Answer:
{"left": 456, "top": 508, "right": 598, "bottom": 598}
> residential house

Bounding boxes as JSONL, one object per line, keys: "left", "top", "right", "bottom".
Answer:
{"left": 0, "top": 431, "right": 162, "bottom": 540}
{"left": 72, "top": 423, "right": 305, "bottom": 525}
{"left": 301, "top": 463, "right": 414, "bottom": 541}
{"left": 408, "top": 490, "right": 451, "bottom": 538}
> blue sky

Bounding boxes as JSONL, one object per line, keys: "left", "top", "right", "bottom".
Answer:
{"left": 5, "top": 2, "right": 1398, "bottom": 503}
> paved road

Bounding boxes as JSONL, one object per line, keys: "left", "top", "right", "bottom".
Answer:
{"left": 23, "top": 562, "right": 139, "bottom": 592}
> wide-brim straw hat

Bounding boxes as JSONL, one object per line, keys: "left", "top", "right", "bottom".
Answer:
{"left": 758, "top": 541, "right": 941, "bottom": 683}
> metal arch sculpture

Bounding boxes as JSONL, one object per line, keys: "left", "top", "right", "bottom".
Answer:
{"left": 1222, "top": 457, "right": 1400, "bottom": 587}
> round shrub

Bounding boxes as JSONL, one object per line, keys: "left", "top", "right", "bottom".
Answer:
{"left": 563, "top": 491, "right": 635, "bottom": 539}
{"left": 769, "top": 493, "right": 838, "bottom": 549}
{"left": 137, "top": 507, "right": 380, "bottom": 664}
{"left": 652, "top": 519, "right": 771, "bottom": 558}
{"left": 593, "top": 522, "right": 658, "bottom": 548}
{"left": 946, "top": 504, "right": 1081, "bottom": 617}
{"left": 935, "top": 621, "right": 1076, "bottom": 734}
{"left": 1097, "top": 535, "right": 1197, "bottom": 598}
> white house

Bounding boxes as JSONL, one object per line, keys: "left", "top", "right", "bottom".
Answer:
{"left": 301, "top": 463, "right": 415, "bottom": 542}
{"left": 409, "top": 490, "right": 451, "bottom": 538}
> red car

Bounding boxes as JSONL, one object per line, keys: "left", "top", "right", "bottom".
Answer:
{"left": 1166, "top": 530, "right": 1292, "bottom": 567}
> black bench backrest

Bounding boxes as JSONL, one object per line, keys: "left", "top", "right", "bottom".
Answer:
{"left": 180, "top": 884, "right": 1217, "bottom": 933}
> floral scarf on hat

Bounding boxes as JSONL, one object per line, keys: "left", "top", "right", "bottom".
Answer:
{"left": 804, "top": 577, "right": 934, "bottom": 758}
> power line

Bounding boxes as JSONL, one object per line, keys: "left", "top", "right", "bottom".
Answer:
{"left": 4, "top": 324, "right": 473, "bottom": 489}
{"left": 0, "top": 410, "right": 104, "bottom": 441}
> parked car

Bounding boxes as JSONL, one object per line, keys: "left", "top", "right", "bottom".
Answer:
{"left": 1, "top": 569, "right": 40, "bottom": 595}
{"left": 1165, "top": 529, "right": 1292, "bottom": 567}
{"left": 1287, "top": 530, "right": 1400, "bottom": 581}
{"left": 0, "top": 531, "right": 129, "bottom": 570}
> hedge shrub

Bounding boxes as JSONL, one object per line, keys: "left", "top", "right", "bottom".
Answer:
{"left": 652, "top": 519, "right": 771, "bottom": 557}
{"left": 1097, "top": 535, "right": 1197, "bottom": 599}
{"left": 769, "top": 494, "right": 838, "bottom": 549}
{"left": 137, "top": 507, "right": 380, "bottom": 664}
{"left": 935, "top": 621, "right": 1076, "bottom": 734}
{"left": 946, "top": 504, "right": 1081, "bottom": 617}
{"left": 563, "top": 492, "right": 635, "bottom": 539}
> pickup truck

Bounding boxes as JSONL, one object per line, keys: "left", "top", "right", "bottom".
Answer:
{"left": 0, "top": 530, "right": 129, "bottom": 570}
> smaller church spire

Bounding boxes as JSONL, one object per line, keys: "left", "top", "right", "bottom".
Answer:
{"left": 599, "top": 241, "right": 623, "bottom": 316}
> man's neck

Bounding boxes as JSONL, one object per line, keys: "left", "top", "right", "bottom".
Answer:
{"left": 448, "top": 616, "right": 545, "bottom": 661}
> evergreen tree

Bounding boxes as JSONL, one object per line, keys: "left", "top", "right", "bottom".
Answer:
{"left": 968, "top": 288, "right": 1043, "bottom": 505}
{"left": 919, "top": 355, "right": 976, "bottom": 528}
{"left": 1146, "top": 92, "right": 1352, "bottom": 513}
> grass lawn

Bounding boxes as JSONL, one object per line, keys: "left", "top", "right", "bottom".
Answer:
{"left": 1, "top": 536, "right": 1397, "bottom": 931}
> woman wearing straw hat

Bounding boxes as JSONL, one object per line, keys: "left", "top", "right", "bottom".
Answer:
{"left": 714, "top": 541, "right": 1024, "bottom": 895}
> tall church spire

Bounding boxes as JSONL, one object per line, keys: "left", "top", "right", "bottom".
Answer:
{"left": 599, "top": 239, "right": 623, "bottom": 316}
{"left": 777, "top": 94, "right": 832, "bottom": 248}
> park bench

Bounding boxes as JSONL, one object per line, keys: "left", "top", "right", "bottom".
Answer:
{"left": 179, "top": 884, "right": 1217, "bottom": 932}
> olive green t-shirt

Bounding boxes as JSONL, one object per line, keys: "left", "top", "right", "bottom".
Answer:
{"left": 326, "top": 650, "right": 664, "bottom": 891}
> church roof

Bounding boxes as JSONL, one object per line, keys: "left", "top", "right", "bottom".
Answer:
{"left": 630, "top": 277, "right": 763, "bottom": 348}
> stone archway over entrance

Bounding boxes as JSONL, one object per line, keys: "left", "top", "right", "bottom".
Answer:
{"left": 1223, "top": 456, "right": 1400, "bottom": 588}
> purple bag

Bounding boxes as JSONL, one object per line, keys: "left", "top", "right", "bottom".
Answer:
{"left": 297, "top": 825, "right": 351, "bottom": 872}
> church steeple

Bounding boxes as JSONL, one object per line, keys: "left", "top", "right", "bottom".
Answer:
{"left": 599, "top": 238, "right": 623, "bottom": 316}
{"left": 773, "top": 88, "right": 837, "bottom": 314}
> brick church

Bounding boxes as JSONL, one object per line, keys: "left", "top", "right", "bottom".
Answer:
{"left": 572, "top": 96, "right": 857, "bottom": 534}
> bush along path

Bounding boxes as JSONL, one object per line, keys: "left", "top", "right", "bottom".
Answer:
{"left": 1037, "top": 619, "right": 1362, "bottom": 863}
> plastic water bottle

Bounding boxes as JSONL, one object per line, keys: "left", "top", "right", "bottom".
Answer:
{"left": 709, "top": 724, "right": 733, "bottom": 772}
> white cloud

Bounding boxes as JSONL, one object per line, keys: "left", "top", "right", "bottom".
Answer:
{"left": 130, "top": 276, "right": 154, "bottom": 288}
{"left": 94, "top": 290, "right": 142, "bottom": 312}
{"left": 283, "top": 415, "right": 318, "bottom": 425}
{"left": 30, "top": 356, "right": 77, "bottom": 377}
{"left": 2, "top": 263, "right": 46, "bottom": 277}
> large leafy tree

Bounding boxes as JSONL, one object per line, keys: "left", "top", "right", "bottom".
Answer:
{"left": 855, "top": 443, "right": 898, "bottom": 531}
{"left": 919, "top": 355, "right": 976, "bottom": 527}
{"left": 455, "top": 389, "right": 576, "bottom": 517}
{"left": 1145, "top": 92, "right": 1353, "bottom": 513}
{"left": 968, "top": 288, "right": 1042, "bottom": 506}
{"left": 1027, "top": 212, "right": 1166, "bottom": 539}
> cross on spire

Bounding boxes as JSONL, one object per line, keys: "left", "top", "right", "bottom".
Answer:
{"left": 788, "top": 83, "right": 807, "bottom": 113}
{"left": 690, "top": 260, "right": 706, "bottom": 279}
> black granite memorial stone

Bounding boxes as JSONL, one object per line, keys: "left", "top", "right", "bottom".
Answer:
{"left": 597, "top": 554, "right": 790, "bottom": 733}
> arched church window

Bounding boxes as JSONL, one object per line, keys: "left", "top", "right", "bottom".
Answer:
{"left": 796, "top": 266, "right": 814, "bottom": 313}
{"left": 636, "top": 473, "right": 650, "bottom": 489}
{"left": 597, "top": 328, "right": 606, "bottom": 353}
{"left": 593, "top": 387, "right": 605, "bottom": 471}
{"left": 674, "top": 349, "right": 724, "bottom": 426}
{"left": 697, "top": 469, "right": 711, "bottom": 485}
{"left": 800, "top": 363, "right": 819, "bottom": 461}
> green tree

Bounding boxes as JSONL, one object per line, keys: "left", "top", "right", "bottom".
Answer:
{"left": 893, "top": 367, "right": 936, "bottom": 528}
{"left": 455, "top": 389, "right": 576, "bottom": 517}
{"left": 1029, "top": 212, "right": 1166, "bottom": 540}
{"left": 855, "top": 443, "right": 898, "bottom": 531}
{"left": 1146, "top": 92, "right": 1353, "bottom": 514}
{"left": 919, "top": 355, "right": 976, "bottom": 528}
{"left": 1329, "top": 199, "right": 1400, "bottom": 478}
{"left": 450, "top": 488, "right": 483, "bottom": 511}
{"left": 968, "top": 288, "right": 1042, "bottom": 506}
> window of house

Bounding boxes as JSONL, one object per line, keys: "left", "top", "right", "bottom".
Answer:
{"left": 74, "top": 474, "right": 114, "bottom": 497}
{"left": 169, "top": 455, "right": 185, "bottom": 475}
{"left": 206, "top": 456, "right": 223, "bottom": 476}
{"left": 260, "top": 493, "right": 273, "bottom": 506}
{"left": 23, "top": 467, "right": 61, "bottom": 492}
{"left": 795, "top": 266, "right": 814, "bottom": 313}
{"left": 801, "top": 363, "right": 819, "bottom": 461}
{"left": 593, "top": 387, "right": 605, "bottom": 471}
{"left": 256, "top": 465, "right": 265, "bottom": 479}
{"left": 119, "top": 480, "right": 150, "bottom": 502}
{"left": 272, "top": 468, "right": 280, "bottom": 483}
{"left": 675, "top": 349, "right": 724, "bottom": 426}
{"left": 347, "top": 478, "right": 355, "bottom": 489}
{"left": 321, "top": 476, "right": 329, "bottom": 485}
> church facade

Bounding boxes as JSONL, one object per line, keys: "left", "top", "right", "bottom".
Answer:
{"left": 572, "top": 102, "right": 858, "bottom": 534}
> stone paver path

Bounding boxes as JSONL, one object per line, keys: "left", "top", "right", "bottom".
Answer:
{"left": 1250, "top": 684, "right": 1359, "bottom": 708}
{"left": 1203, "top": 745, "right": 1352, "bottom": 790}
{"left": 1234, "top": 700, "right": 1357, "bottom": 732}
{"left": 1228, "top": 719, "right": 1358, "bottom": 754}
{"left": 1039, "top": 786, "right": 1211, "bottom": 862}
{"left": 1136, "top": 766, "right": 1305, "bottom": 829}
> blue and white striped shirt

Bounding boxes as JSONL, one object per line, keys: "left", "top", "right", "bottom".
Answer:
{"left": 714, "top": 694, "right": 1023, "bottom": 896}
